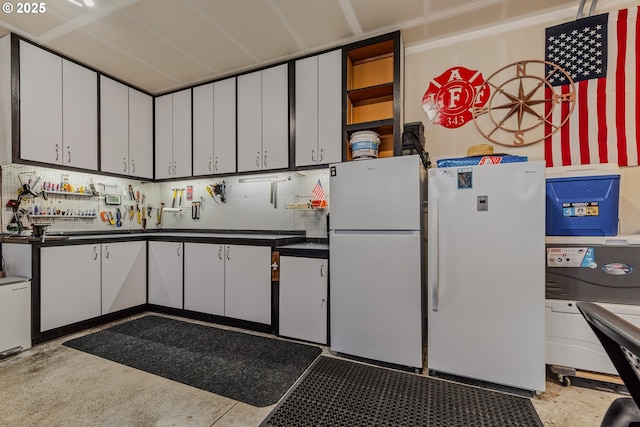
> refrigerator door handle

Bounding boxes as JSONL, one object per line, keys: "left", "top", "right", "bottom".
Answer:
{"left": 432, "top": 199, "right": 440, "bottom": 312}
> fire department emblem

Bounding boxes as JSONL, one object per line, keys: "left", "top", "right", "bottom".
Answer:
{"left": 422, "top": 66, "right": 489, "bottom": 129}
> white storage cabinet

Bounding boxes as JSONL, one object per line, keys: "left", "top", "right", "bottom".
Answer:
{"left": 193, "top": 77, "right": 237, "bottom": 175}
{"left": 40, "top": 245, "right": 102, "bottom": 331}
{"left": 148, "top": 241, "right": 184, "bottom": 309}
{"left": 155, "top": 89, "right": 192, "bottom": 179}
{"left": 101, "top": 241, "right": 147, "bottom": 314}
{"left": 100, "top": 76, "right": 153, "bottom": 179}
{"left": 237, "top": 64, "right": 289, "bottom": 172}
{"left": 279, "top": 256, "right": 327, "bottom": 344}
{"left": 295, "top": 49, "right": 342, "bottom": 167}
{"left": 224, "top": 245, "right": 272, "bottom": 324}
{"left": 20, "top": 41, "right": 97, "bottom": 170}
{"left": 184, "top": 242, "right": 225, "bottom": 316}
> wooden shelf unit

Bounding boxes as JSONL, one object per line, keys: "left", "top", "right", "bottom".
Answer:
{"left": 343, "top": 32, "right": 402, "bottom": 161}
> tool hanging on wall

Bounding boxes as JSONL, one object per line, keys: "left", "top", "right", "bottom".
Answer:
{"left": 192, "top": 201, "right": 201, "bottom": 220}
{"left": 157, "top": 202, "right": 164, "bottom": 225}
{"left": 206, "top": 181, "right": 226, "bottom": 204}
{"left": 171, "top": 189, "right": 178, "bottom": 208}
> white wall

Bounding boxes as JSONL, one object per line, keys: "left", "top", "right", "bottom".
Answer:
{"left": 403, "top": 0, "right": 640, "bottom": 234}
{"left": 1, "top": 165, "right": 330, "bottom": 238}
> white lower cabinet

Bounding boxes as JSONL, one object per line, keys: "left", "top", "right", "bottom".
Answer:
{"left": 40, "top": 245, "right": 102, "bottom": 332}
{"left": 101, "top": 241, "right": 147, "bottom": 314}
{"left": 184, "top": 243, "right": 225, "bottom": 316}
{"left": 279, "top": 256, "right": 328, "bottom": 344}
{"left": 148, "top": 241, "right": 184, "bottom": 309}
{"left": 224, "top": 245, "right": 272, "bottom": 325}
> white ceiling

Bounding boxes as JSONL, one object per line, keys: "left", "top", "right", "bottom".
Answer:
{"left": 0, "top": 0, "right": 581, "bottom": 94}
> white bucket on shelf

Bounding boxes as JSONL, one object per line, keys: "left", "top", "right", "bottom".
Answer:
{"left": 349, "top": 130, "right": 380, "bottom": 160}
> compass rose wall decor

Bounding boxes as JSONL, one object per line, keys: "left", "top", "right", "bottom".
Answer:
{"left": 472, "top": 60, "right": 576, "bottom": 147}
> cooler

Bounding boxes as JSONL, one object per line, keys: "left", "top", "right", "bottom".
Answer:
{"left": 546, "top": 164, "right": 620, "bottom": 236}
{"left": 0, "top": 277, "right": 31, "bottom": 358}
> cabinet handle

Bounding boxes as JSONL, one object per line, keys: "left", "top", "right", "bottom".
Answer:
{"left": 173, "top": 162, "right": 177, "bottom": 176}
{"left": 319, "top": 148, "right": 324, "bottom": 162}
{"left": 177, "top": 244, "right": 182, "bottom": 257}
{"left": 93, "top": 246, "right": 98, "bottom": 261}
{"left": 226, "top": 246, "right": 230, "bottom": 260}
{"left": 311, "top": 149, "right": 316, "bottom": 162}
{"left": 214, "top": 157, "right": 218, "bottom": 172}
{"left": 55, "top": 144, "right": 59, "bottom": 161}
{"left": 208, "top": 157, "right": 213, "bottom": 172}
{"left": 168, "top": 162, "right": 172, "bottom": 176}
{"left": 123, "top": 157, "right": 128, "bottom": 173}
{"left": 105, "top": 246, "right": 109, "bottom": 259}
{"left": 256, "top": 152, "right": 260, "bottom": 167}
{"left": 320, "top": 263, "right": 324, "bottom": 277}
{"left": 218, "top": 246, "right": 223, "bottom": 260}
{"left": 67, "top": 146, "right": 71, "bottom": 163}
{"left": 264, "top": 151, "right": 268, "bottom": 167}
{"left": 131, "top": 159, "right": 136, "bottom": 174}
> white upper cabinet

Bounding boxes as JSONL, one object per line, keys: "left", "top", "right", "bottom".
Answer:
{"left": 100, "top": 76, "right": 153, "bottom": 179}
{"left": 155, "top": 88, "right": 192, "bottom": 179}
{"left": 193, "top": 77, "right": 237, "bottom": 176}
{"left": 128, "top": 88, "right": 153, "bottom": 179}
{"left": 237, "top": 64, "right": 289, "bottom": 172}
{"left": 62, "top": 60, "right": 98, "bottom": 170}
{"left": 295, "top": 49, "right": 342, "bottom": 167}
{"left": 20, "top": 41, "right": 97, "bottom": 170}
{"left": 212, "top": 78, "right": 237, "bottom": 174}
{"left": 100, "top": 76, "right": 129, "bottom": 175}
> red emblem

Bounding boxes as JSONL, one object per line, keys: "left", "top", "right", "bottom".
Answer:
{"left": 422, "top": 67, "right": 489, "bottom": 129}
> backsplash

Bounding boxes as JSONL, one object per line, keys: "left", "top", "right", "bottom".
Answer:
{"left": 1, "top": 164, "right": 329, "bottom": 239}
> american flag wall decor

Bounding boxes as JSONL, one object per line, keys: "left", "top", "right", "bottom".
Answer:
{"left": 544, "top": 7, "right": 640, "bottom": 167}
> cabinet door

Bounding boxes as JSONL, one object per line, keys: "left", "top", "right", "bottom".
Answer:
{"left": 101, "top": 241, "right": 147, "bottom": 314}
{"left": 279, "top": 256, "right": 327, "bottom": 344}
{"left": 237, "top": 71, "right": 262, "bottom": 172}
{"left": 154, "top": 94, "right": 173, "bottom": 179}
{"left": 172, "top": 88, "right": 192, "bottom": 178}
{"left": 62, "top": 59, "right": 97, "bottom": 170}
{"left": 192, "top": 83, "right": 214, "bottom": 176}
{"left": 213, "top": 77, "right": 236, "bottom": 174}
{"left": 295, "top": 56, "right": 319, "bottom": 167}
{"left": 128, "top": 88, "right": 153, "bottom": 179}
{"left": 100, "top": 76, "right": 130, "bottom": 175}
{"left": 40, "top": 245, "right": 101, "bottom": 331}
{"left": 224, "top": 245, "right": 272, "bottom": 324}
{"left": 19, "top": 41, "right": 62, "bottom": 165}
{"left": 184, "top": 243, "right": 225, "bottom": 316}
{"left": 317, "top": 50, "right": 343, "bottom": 165}
{"left": 261, "top": 64, "right": 289, "bottom": 170}
{"left": 148, "top": 241, "right": 183, "bottom": 309}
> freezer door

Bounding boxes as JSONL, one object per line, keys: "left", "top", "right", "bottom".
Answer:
{"left": 330, "top": 155, "right": 422, "bottom": 230}
{"left": 330, "top": 231, "right": 423, "bottom": 368}
{"left": 427, "top": 161, "right": 546, "bottom": 392}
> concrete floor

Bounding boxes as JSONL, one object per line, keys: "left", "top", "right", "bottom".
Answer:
{"left": 0, "top": 313, "right": 625, "bottom": 427}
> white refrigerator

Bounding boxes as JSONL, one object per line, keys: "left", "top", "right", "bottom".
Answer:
{"left": 329, "top": 155, "right": 425, "bottom": 369}
{"left": 427, "top": 161, "right": 546, "bottom": 392}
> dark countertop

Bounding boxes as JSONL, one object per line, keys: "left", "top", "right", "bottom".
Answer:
{"left": 276, "top": 242, "right": 329, "bottom": 258}
{"left": 1, "top": 230, "right": 307, "bottom": 247}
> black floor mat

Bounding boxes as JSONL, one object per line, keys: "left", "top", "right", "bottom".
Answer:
{"left": 261, "top": 356, "right": 543, "bottom": 427}
{"left": 63, "top": 315, "right": 322, "bottom": 407}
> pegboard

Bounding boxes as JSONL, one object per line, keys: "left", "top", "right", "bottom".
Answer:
{"left": 1, "top": 164, "right": 329, "bottom": 239}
